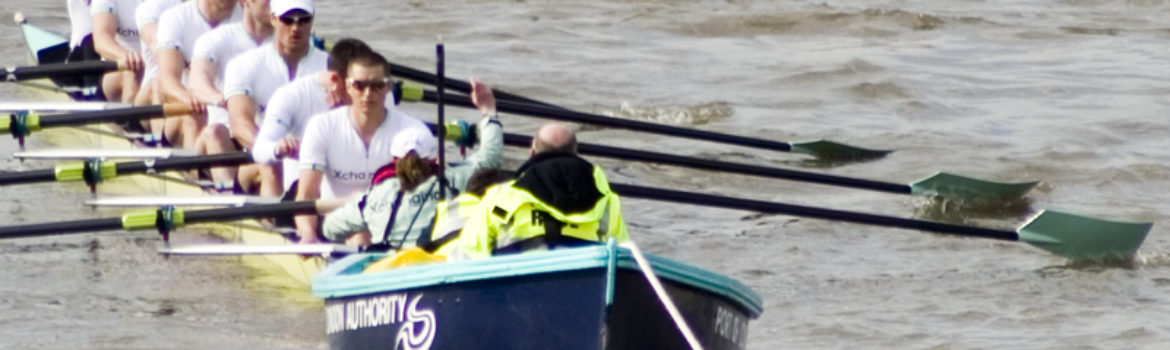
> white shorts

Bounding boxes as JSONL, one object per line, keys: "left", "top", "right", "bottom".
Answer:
{"left": 207, "top": 105, "right": 230, "bottom": 127}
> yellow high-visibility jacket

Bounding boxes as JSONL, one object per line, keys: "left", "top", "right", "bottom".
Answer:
{"left": 453, "top": 154, "right": 629, "bottom": 260}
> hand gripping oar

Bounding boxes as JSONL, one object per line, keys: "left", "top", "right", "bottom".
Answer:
{"left": 426, "top": 121, "right": 1035, "bottom": 200}
{"left": 402, "top": 88, "right": 890, "bottom": 161}
{"left": 0, "top": 61, "right": 123, "bottom": 82}
{"left": 609, "top": 183, "right": 1151, "bottom": 261}
{"left": 0, "top": 103, "right": 192, "bottom": 147}
{"left": 0, "top": 151, "right": 252, "bottom": 192}
{"left": 0, "top": 200, "right": 320, "bottom": 242}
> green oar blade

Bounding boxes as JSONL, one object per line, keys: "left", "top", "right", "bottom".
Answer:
{"left": 788, "top": 139, "right": 892, "bottom": 161}
{"left": 1017, "top": 210, "right": 1151, "bottom": 261}
{"left": 910, "top": 172, "right": 1039, "bottom": 200}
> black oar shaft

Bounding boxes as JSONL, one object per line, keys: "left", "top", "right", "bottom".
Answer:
{"left": 571, "top": 138, "right": 909, "bottom": 194}
{"left": 113, "top": 152, "right": 253, "bottom": 174}
{"left": 39, "top": 105, "right": 167, "bottom": 127}
{"left": 0, "top": 152, "right": 253, "bottom": 187}
{"left": 421, "top": 91, "right": 795, "bottom": 153}
{"left": 0, "top": 168, "right": 56, "bottom": 185}
{"left": 1, "top": 61, "right": 119, "bottom": 82}
{"left": 0, "top": 201, "right": 318, "bottom": 240}
{"left": 609, "top": 183, "right": 1019, "bottom": 241}
{"left": 389, "top": 62, "right": 565, "bottom": 110}
{"left": 424, "top": 121, "right": 909, "bottom": 195}
{"left": 182, "top": 201, "right": 318, "bottom": 224}
{"left": 0, "top": 217, "right": 124, "bottom": 239}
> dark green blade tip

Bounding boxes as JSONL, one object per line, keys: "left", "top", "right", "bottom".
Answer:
{"left": 788, "top": 139, "right": 892, "bottom": 161}
{"left": 1017, "top": 210, "right": 1152, "bottom": 261}
{"left": 910, "top": 172, "right": 1039, "bottom": 200}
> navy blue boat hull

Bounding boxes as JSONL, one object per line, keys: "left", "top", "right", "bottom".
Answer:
{"left": 317, "top": 246, "right": 761, "bottom": 350}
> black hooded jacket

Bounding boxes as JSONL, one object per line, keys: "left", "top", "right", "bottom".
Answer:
{"left": 512, "top": 153, "right": 604, "bottom": 215}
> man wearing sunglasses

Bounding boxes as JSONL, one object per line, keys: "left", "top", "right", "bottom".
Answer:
{"left": 294, "top": 49, "right": 457, "bottom": 244}
{"left": 213, "top": 0, "right": 326, "bottom": 194}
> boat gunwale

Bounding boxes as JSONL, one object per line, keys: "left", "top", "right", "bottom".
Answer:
{"left": 313, "top": 245, "right": 764, "bottom": 317}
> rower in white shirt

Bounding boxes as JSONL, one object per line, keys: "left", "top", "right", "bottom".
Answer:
{"left": 154, "top": 0, "right": 241, "bottom": 148}
{"left": 66, "top": 0, "right": 94, "bottom": 53}
{"left": 218, "top": 0, "right": 326, "bottom": 194}
{"left": 293, "top": 50, "right": 430, "bottom": 242}
{"left": 90, "top": 0, "right": 144, "bottom": 104}
{"left": 186, "top": 0, "right": 272, "bottom": 189}
{"left": 252, "top": 38, "right": 376, "bottom": 196}
{"left": 132, "top": 0, "right": 181, "bottom": 106}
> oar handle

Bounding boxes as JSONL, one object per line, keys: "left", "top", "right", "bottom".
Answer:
{"left": 609, "top": 183, "right": 1020, "bottom": 241}
{"left": 1, "top": 61, "right": 121, "bottom": 82}
{"left": 419, "top": 90, "right": 796, "bottom": 153}
{"left": 39, "top": 103, "right": 192, "bottom": 128}
{"left": 388, "top": 62, "right": 567, "bottom": 110}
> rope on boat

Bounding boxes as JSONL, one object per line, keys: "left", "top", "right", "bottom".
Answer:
{"left": 621, "top": 241, "right": 704, "bottom": 350}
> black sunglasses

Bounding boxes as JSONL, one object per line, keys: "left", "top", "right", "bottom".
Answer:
{"left": 279, "top": 15, "right": 313, "bottom": 26}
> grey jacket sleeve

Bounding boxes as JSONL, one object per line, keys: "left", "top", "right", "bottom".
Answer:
{"left": 463, "top": 117, "right": 503, "bottom": 169}
{"left": 321, "top": 194, "right": 370, "bottom": 242}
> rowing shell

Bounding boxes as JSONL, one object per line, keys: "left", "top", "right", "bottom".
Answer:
{"left": 15, "top": 19, "right": 326, "bottom": 287}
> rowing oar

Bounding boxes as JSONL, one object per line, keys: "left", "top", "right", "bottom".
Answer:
{"left": 0, "top": 61, "right": 123, "bottom": 82}
{"left": 609, "top": 183, "right": 1151, "bottom": 261}
{"left": 388, "top": 62, "right": 566, "bottom": 111}
{"left": 0, "top": 183, "right": 1149, "bottom": 261}
{"left": 0, "top": 151, "right": 251, "bottom": 192}
{"left": 0, "top": 103, "right": 191, "bottom": 147}
{"left": 404, "top": 88, "right": 890, "bottom": 161}
{"left": 0, "top": 101, "right": 130, "bottom": 112}
{"left": 426, "top": 122, "right": 1034, "bottom": 200}
{"left": 0, "top": 200, "right": 320, "bottom": 241}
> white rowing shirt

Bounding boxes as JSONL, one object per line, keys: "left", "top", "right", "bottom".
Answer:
{"left": 90, "top": 0, "right": 144, "bottom": 53}
{"left": 299, "top": 106, "right": 429, "bottom": 199}
{"left": 221, "top": 43, "right": 327, "bottom": 124}
{"left": 134, "top": 0, "right": 181, "bottom": 85}
{"left": 192, "top": 22, "right": 268, "bottom": 126}
{"left": 155, "top": 1, "right": 241, "bottom": 61}
{"left": 253, "top": 74, "right": 404, "bottom": 191}
{"left": 192, "top": 22, "right": 265, "bottom": 89}
{"left": 66, "top": 0, "right": 93, "bottom": 49}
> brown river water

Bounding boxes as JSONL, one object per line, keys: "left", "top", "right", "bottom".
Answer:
{"left": 2, "top": 0, "right": 1170, "bottom": 349}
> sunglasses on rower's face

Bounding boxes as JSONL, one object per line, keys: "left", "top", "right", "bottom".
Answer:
{"left": 347, "top": 78, "right": 391, "bottom": 92}
{"left": 279, "top": 15, "right": 313, "bottom": 26}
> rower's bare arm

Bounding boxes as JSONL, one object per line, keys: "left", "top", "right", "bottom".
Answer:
{"left": 187, "top": 59, "right": 224, "bottom": 106}
{"left": 156, "top": 49, "right": 190, "bottom": 104}
{"left": 227, "top": 95, "right": 260, "bottom": 149}
{"left": 139, "top": 23, "right": 159, "bottom": 55}
{"left": 92, "top": 13, "right": 128, "bottom": 67}
{"left": 295, "top": 169, "right": 324, "bottom": 243}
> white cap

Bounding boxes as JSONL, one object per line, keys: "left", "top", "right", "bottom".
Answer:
{"left": 391, "top": 128, "right": 438, "bottom": 160}
{"left": 271, "top": 0, "right": 314, "bottom": 16}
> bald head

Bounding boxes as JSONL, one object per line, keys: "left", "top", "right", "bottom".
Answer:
{"left": 531, "top": 123, "right": 577, "bottom": 155}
